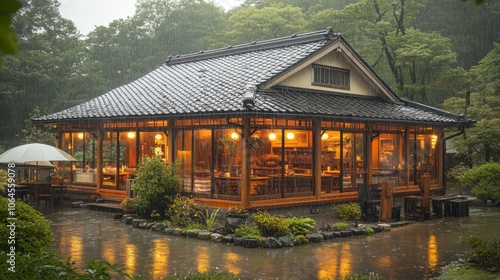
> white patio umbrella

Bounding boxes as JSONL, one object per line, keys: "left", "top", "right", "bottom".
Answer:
{"left": 0, "top": 143, "right": 76, "bottom": 163}
{"left": 0, "top": 143, "right": 76, "bottom": 183}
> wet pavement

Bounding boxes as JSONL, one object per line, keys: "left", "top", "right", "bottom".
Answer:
{"left": 46, "top": 206, "right": 500, "bottom": 280}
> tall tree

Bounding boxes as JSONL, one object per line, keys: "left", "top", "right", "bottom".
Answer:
{"left": 226, "top": 4, "right": 306, "bottom": 44}
{"left": 443, "top": 43, "right": 500, "bottom": 164}
{"left": 0, "top": 0, "right": 82, "bottom": 146}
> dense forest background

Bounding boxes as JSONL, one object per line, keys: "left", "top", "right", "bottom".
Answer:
{"left": 0, "top": 0, "right": 499, "bottom": 165}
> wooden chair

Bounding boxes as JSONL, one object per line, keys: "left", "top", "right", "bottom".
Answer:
{"left": 36, "top": 184, "right": 54, "bottom": 211}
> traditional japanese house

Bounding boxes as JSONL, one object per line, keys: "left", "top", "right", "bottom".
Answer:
{"left": 35, "top": 28, "right": 473, "bottom": 209}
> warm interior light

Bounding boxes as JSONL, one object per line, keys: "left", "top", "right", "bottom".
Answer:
{"left": 77, "top": 133, "right": 84, "bottom": 140}
{"left": 321, "top": 133, "right": 329, "bottom": 140}
{"left": 268, "top": 132, "right": 276, "bottom": 141}
{"left": 231, "top": 132, "right": 239, "bottom": 140}
{"left": 127, "top": 132, "right": 136, "bottom": 139}
{"left": 431, "top": 135, "right": 437, "bottom": 149}
{"left": 287, "top": 132, "right": 295, "bottom": 140}
{"left": 155, "top": 133, "right": 163, "bottom": 140}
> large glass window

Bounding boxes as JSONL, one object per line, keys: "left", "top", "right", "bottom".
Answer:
{"left": 371, "top": 133, "right": 405, "bottom": 186}
{"left": 409, "top": 133, "right": 439, "bottom": 184}
{"left": 176, "top": 129, "right": 193, "bottom": 193}
{"left": 193, "top": 129, "right": 212, "bottom": 197}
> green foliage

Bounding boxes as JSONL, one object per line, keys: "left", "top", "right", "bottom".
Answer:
{"left": 446, "top": 163, "right": 470, "bottom": 189}
{"left": 331, "top": 203, "right": 362, "bottom": 221}
{"left": 0, "top": 197, "right": 54, "bottom": 253}
{"left": 286, "top": 217, "right": 316, "bottom": 236}
{"left": 162, "top": 271, "right": 239, "bottom": 280}
{"left": 0, "top": 0, "right": 21, "bottom": 67}
{"left": 251, "top": 211, "right": 290, "bottom": 237}
{"left": 293, "top": 234, "right": 309, "bottom": 245}
{"left": 199, "top": 208, "right": 220, "bottom": 232}
{"left": 329, "top": 222, "right": 349, "bottom": 231}
{"left": 133, "top": 156, "right": 179, "bottom": 217}
{"left": 462, "top": 235, "right": 500, "bottom": 273}
{"left": 0, "top": 248, "right": 138, "bottom": 279}
{"left": 233, "top": 224, "right": 262, "bottom": 239}
{"left": 165, "top": 195, "right": 200, "bottom": 227}
{"left": 365, "top": 227, "right": 375, "bottom": 235}
{"left": 436, "top": 262, "right": 499, "bottom": 280}
{"left": 459, "top": 162, "right": 500, "bottom": 202}
{"left": 20, "top": 106, "right": 56, "bottom": 145}
{"left": 0, "top": 169, "right": 6, "bottom": 193}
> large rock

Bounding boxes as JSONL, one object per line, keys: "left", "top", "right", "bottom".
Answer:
{"left": 150, "top": 223, "right": 166, "bottom": 232}
{"left": 187, "top": 229, "right": 202, "bottom": 238}
{"left": 164, "top": 227, "right": 175, "bottom": 235}
{"left": 131, "top": 219, "right": 148, "bottom": 228}
{"left": 222, "top": 235, "right": 234, "bottom": 244}
{"left": 243, "top": 238, "right": 260, "bottom": 248}
{"left": 265, "top": 237, "right": 282, "bottom": 249}
{"left": 211, "top": 233, "right": 224, "bottom": 242}
{"left": 306, "top": 233, "right": 324, "bottom": 243}
{"left": 278, "top": 235, "right": 294, "bottom": 247}
{"left": 340, "top": 230, "right": 353, "bottom": 237}
{"left": 233, "top": 237, "right": 244, "bottom": 246}
{"left": 173, "top": 228, "right": 185, "bottom": 236}
{"left": 350, "top": 228, "right": 366, "bottom": 236}
{"left": 197, "top": 231, "right": 212, "bottom": 240}
{"left": 321, "top": 231, "right": 335, "bottom": 240}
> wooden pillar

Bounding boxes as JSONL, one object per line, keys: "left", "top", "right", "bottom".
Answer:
{"left": 313, "top": 120, "right": 322, "bottom": 200}
{"left": 167, "top": 122, "right": 174, "bottom": 163}
{"left": 366, "top": 125, "right": 373, "bottom": 185}
{"left": 379, "top": 179, "right": 394, "bottom": 222}
{"left": 404, "top": 126, "right": 410, "bottom": 187}
{"left": 421, "top": 173, "right": 431, "bottom": 219}
{"left": 240, "top": 118, "right": 250, "bottom": 208}
{"left": 96, "top": 125, "right": 103, "bottom": 193}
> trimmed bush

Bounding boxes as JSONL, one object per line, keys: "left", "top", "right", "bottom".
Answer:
{"left": 463, "top": 235, "right": 500, "bottom": 273}
{"left": 331, "top": 202, "right": 362, "bottom": 221}
{"left": 251, "top": 211, "right": 289, "bottom": 237}
{"left": 133, "top": 156, "right": 179, "bottom": 217}
{"left": 459, "top": 162, "right": 500, "bottom": 203}
{"left": 0, "top": 197, "right": 54, "bottom": 253}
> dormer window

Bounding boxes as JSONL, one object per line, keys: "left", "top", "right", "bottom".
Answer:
{"left": 312, "top": 64, "right": 350, "bottom": 90}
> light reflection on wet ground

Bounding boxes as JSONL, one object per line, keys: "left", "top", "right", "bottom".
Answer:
{"left": 46, "top": 207, "right": 500, "bottom": 280}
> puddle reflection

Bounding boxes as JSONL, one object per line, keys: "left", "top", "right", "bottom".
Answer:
{"left": 47, "top": 207, "right": 500, "bottom": 279}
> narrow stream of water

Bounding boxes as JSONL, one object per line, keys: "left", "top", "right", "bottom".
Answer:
{"left": 46, "top": 206, "right": 500, "bottom": 280}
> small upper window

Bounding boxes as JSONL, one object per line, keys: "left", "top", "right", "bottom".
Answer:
{"left": 312, "top": 64, "right": 350, "bottom": 90}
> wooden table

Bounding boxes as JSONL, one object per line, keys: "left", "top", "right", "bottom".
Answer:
{"left": 214, "top": 176, "right": 271, "bottom": 196}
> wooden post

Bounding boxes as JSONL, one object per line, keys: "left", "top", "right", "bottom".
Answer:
{"left": 421, "top": 173, "right": 431, "bottom": 219}
{"left": 313, "top": 120, "right": 322, "bottom": 200}
{"left": 379, "top": 179, "right": 394, "bottom": 222}
{"left": 240, "top": 118, "right": 250, "bottom": 208}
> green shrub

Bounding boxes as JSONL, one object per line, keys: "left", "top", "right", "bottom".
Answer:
{"left": 133, "top": 156, "right": 179, "bottom": 217}
{"left": 365, "top": 227, "right": 375, "bottom": 235}
{"left": 0, "top": 197, "right": 54, "bottom": 253}
{"left": 331, "top": 202, "right": 362, "bottom": 221}
{"left": 329, "top": 222, "right": 349, "bottom": 231}
{"left": 0, "top": 169, "right": 7, "bottom": 193}
{"left": 293, "top": 234, "right": 309, "bottom": 245}
{"left": 459, "top": 162, "right": 500, "bottom": 203}
{"left": 234, "top": 224, "right": 262, "bottom": 238}
{"left": 251, "top": 211, "right": 289, "bottom": 237}
{"left": 162, "top": 271, "right": 239, "bottom": 280}
{"left": 165, "top": 195, "right": 200, "bottom": 227}
{"left": 199, "top": 208, "right": 220, "bottom": 231}
{"left": 0, "top": 248, "right": 138, "bottom": 279}
{"left": 463, "top": 235, "right": 500, "bottom": 273}
{"left": 286, "top": 217, "right": 316, "bottom": 236}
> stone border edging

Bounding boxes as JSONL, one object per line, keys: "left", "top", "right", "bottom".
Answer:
{"left": 116, "top": 213, "right": 410, "bottom": 249}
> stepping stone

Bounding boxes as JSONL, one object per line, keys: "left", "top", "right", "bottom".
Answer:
{"left": 197, "top": 231, "right": 212, "bottom": 240}
{"left": 210, "top": 233, "right": 223, "bottom": 242}
{"left": 306, "top": 233, "right": 324, "bottom": 243}
{"left": 377, "top": 223, "right": 391, "bottom": 231}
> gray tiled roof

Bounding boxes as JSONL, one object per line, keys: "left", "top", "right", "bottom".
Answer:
{"left": 36, "top": 29, "right": 469, "bottom": 126}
